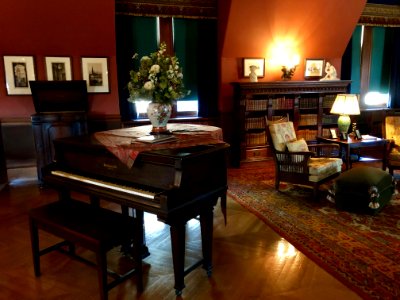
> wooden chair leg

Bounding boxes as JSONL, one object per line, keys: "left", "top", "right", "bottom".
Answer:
{"left": 313, "top": 183, "right": 319, "bottom": 201}
{"left": 29, "top": 218, "right": 41, "bottom": 277}
{"left": 96, "top": 249, "right": 108, "bottom": 300}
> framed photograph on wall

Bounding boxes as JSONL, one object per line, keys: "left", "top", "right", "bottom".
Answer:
{"left": 304, "top": 58, "right": 324, "bottom": 80}
{"left": 45, "top": 56, "right": 72, "bottom": 81}
{"left": 81, "top": 57, "right": 109, "bottom": 93}
{"left": 3, "top": 55, "right": 36, "bottom": 95}
{"left": 243, "top": 58, "right": 265, "bottom": 78}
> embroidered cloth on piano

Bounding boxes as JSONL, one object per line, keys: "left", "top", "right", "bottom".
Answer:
{"left": 94, "top": 124, "right": 225, "bottom": 168}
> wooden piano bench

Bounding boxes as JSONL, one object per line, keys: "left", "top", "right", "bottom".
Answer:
{"left": 28, "top": 199, "right": 143, "bottom": 300}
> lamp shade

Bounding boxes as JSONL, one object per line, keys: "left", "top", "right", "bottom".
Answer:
{"left": 330, "top": 94, "right": 360, "bottom": 134}
{"left": 330, "top": 94, "right": 360, "bottom": 116}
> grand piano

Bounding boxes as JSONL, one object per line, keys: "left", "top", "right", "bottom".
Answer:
{"left": 42, "top": 124, "right": 229, "bottom": 295}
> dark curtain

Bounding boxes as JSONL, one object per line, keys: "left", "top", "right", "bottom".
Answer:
{"left": 389, "top": 27, "right": 400, "bottom": 108}
{"left": 115, "top": 16, "right": 157, "bottom": 121}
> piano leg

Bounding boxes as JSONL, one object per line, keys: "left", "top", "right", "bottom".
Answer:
{"left": 170, "top": 221, "right": 186, "bottom": 296}
{"left": 169, "top": 205, "right": 215, "bottom": 296}
{"left": 200, "top": 207, "right": 214, "bottom": 276}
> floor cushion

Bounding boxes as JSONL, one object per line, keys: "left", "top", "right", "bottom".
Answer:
{"left": 333, "top": 166, "right": 395, "bottom": 214}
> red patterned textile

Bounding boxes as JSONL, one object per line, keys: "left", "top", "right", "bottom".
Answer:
{"left": 94, "top": 124, "right": 224, "bottom": 168}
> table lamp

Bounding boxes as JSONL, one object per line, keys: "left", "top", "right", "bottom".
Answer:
{"left": 330, "top": 94, "right": 360, "bottom": 137}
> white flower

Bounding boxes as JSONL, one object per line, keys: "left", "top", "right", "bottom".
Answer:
{"left": 141, "top": 56, "right": 151, "bottom": 62}
{"left": 150, "top": 64, "right": 160, "bottom": 74}
{"left": 143, "top": 81, "right": 154, "bottom": 90}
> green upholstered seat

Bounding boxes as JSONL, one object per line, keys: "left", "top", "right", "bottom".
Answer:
{"left": 334, "top": 166, "right": 395, "bottom": 214}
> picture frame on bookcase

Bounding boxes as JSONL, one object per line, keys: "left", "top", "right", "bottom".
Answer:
{"left": 304, "top": 58, "right": 324, "bottom": 80}
{"left": 3, "top": 55, "right": 36, "bottom": 95}
{"left": 243, "top": 58, "right": 265, "bottom": 78}
{"left": 45, "top": 56, "right": 72, "bottom": 81}
{"left": 330, "top": 128, "right": 338, "bottom": 139}
{"left": 81, "top": 57, "right": 109, "bottom": 93}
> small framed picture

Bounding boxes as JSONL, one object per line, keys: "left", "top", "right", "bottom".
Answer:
{"left": 81, "top": 57, "right": 109, "bottom": 93}
{"left": 330, "top": 128, "right": 338, "bottom": 139}
{"left": 304, "top": 58, "right": 324, "bottom": 80}
{"left": 3, "top": 55, "right": 36, "bottom": 95}
{"left": 243, "top": 58, "right": 265, "bottom": 78}
{"left": 45, "top": 56, "right": 72, "bottom": 81}
{"left": 355, "top": 129, "right": 362, "bottom": 140}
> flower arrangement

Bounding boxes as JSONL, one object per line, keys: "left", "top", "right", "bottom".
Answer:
{"left": 127, "top": 42, "right": 190, "bottom": 105}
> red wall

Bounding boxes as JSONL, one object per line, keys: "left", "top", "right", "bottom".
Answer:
{"left": 218, "top": 0, "right": 367, "bottom": 112}
{"left": 0, "top": 0, "right": 119, "bottom": 119}
{"left": 0, "top": 0, "right": 367, "bottom": 120}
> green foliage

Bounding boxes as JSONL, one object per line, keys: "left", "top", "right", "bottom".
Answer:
{"left": 127, "top": 42, "right": 190, "bottom": 104}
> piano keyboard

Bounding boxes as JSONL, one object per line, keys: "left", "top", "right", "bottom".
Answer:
{"left": 51, "top": 170, "right": 156, "bottom": 200}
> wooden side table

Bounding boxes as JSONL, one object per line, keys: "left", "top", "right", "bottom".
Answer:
{"left": 317, "top": 136, "right": 388, "bottom": 170}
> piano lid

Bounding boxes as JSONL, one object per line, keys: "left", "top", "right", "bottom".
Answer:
{"left": 29, "top": 80, "right": 88, "bottom": 113}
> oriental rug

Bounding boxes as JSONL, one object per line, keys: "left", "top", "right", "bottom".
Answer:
{"left": 227, "top": 164, "right": 400, "bottom": 300}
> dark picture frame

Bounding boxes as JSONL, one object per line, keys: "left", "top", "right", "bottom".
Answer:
{"left": 304, "top": 58, "right": 324, "bottom": 80}
{"left": 355, "top": 129, "right": 362, "bottom": 140}
{"left": 81, "top": 57, "right": 109, "bottom": 93}
{"left": 243, "top": 58, "right": 265, "bottom": 78}
{"left": 45, "top": 56, "right": 72, "bottom": 81}
{"left": 3, "top": 55, "right": 36, "bottom": 95}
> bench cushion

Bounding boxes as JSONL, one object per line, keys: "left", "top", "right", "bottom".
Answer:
{"left": 334, "top": 167, "right": 395, "bottom": 214}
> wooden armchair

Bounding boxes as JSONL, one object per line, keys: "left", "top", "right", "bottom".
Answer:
{"left": 266, "top": 121, "right": 343, "bottom": 200}
{"left": 383, "top": 115, "right": 400, "bottom": 175}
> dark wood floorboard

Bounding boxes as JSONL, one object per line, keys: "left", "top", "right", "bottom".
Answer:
{"left": 0, "top": 167, "right": 361, "bottom": 300}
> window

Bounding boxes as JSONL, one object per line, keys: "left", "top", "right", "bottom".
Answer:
{"left": 347, "top": 25, "right": 392, "bottom": 109}
{"left": 115, "top": 15, "right": 217, "bottom": 122}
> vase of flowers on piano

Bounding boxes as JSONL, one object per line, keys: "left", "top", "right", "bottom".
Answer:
{"left": 128, "top": 42, "right": 190, "bottom": 134}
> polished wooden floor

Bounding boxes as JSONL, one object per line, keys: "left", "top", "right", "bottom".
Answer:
{"left": 0, "top": 167, "right": 361, "bottom": 300}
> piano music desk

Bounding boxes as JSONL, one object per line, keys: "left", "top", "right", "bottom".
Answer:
{"left": 44, "top": 124, "right": 230, "bottom": 296}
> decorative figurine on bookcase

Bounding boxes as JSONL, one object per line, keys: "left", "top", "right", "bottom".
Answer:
{"left": 281, "top": 65, "right": 297, "bottom": 80}
{"left": 320, "top": 62, "right": 339, "bottom": 81}
{"left": 249, "top": 65, "right": 259, "bottom": 82}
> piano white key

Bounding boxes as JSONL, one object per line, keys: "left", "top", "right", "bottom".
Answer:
{"left": 51, "top": 170, "right": 156, "bottom": 200}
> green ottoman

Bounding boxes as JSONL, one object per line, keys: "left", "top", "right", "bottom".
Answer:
{"left": 334, "top": 166, "right": 395, "bottom": 214}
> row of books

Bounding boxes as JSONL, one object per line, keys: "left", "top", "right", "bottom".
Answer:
{"left": 322, "top": 114, "right": 338, "bottom": 124}
{"left": 245, "top": 117, "right": 265, "bottom": 130}
{"left": 246, "top": 94, "right": 338, "bottom": 112}
{"left": 322, "top": 94, "right": 336, "bottom": 108}
{"left": 246, "top": 131, "right": 267, "bottom": 146}
{"left": 298, "top": 114, "right": 318, "bottom": 126}
{"left": 298, "top": 97, "right": 318, "bottom": 109}
{"left": 271, "top": 97, "right": 294, "bottom": 109}
{"left": 245, "top": 99, "right": 268, "bottom": 111}
{"left": 297, "top": 129, "right": 318, "bottom": 141}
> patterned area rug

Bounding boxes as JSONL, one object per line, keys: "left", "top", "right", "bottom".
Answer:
{"left": 227, "top": 165, "right": 400, "bottom": 299}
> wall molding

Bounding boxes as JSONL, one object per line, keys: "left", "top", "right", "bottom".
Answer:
{"left": 115, "top": 0, "right": 217, "bottom": 19}
{"left": 359, "top": 3, "right": 400, "bottom": 27}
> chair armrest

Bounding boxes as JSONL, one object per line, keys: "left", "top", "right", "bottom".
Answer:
{"left": 308, "top": 143, "right": 340, "bottom": 158}
{"left": 275, "top": 150, "right": 313, "bottom": 174}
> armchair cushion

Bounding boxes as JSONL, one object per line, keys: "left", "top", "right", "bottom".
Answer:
{"left": 385, "top": 116, "right": 400, "bottom": 145}
{"left": 286, "top": 138, "right": 309, "bottom": 152}
{"left": 308, "top": 158, "right": 343, "bottom": 182}
{"left": 268, "top": 121, "right": 297, "bottom": 151}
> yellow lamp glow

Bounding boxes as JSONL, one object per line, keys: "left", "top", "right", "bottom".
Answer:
{"left": 330, "top": 94, "right": 360, "bottom": 134}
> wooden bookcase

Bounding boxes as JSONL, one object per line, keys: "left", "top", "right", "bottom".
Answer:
{"left": 231, "top": 80, "right": 351, "bottom": 166}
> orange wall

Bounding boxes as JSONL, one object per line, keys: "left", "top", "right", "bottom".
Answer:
{"left": 218, "top": 0, "right": 367, "bottom": 112}
{"left": 0, "top": 0, "right": 119, "bottom": 119}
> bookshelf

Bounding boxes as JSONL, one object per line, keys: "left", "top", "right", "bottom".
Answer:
{"left": 231, "top": 80, "right": 351, "bottom": 166}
